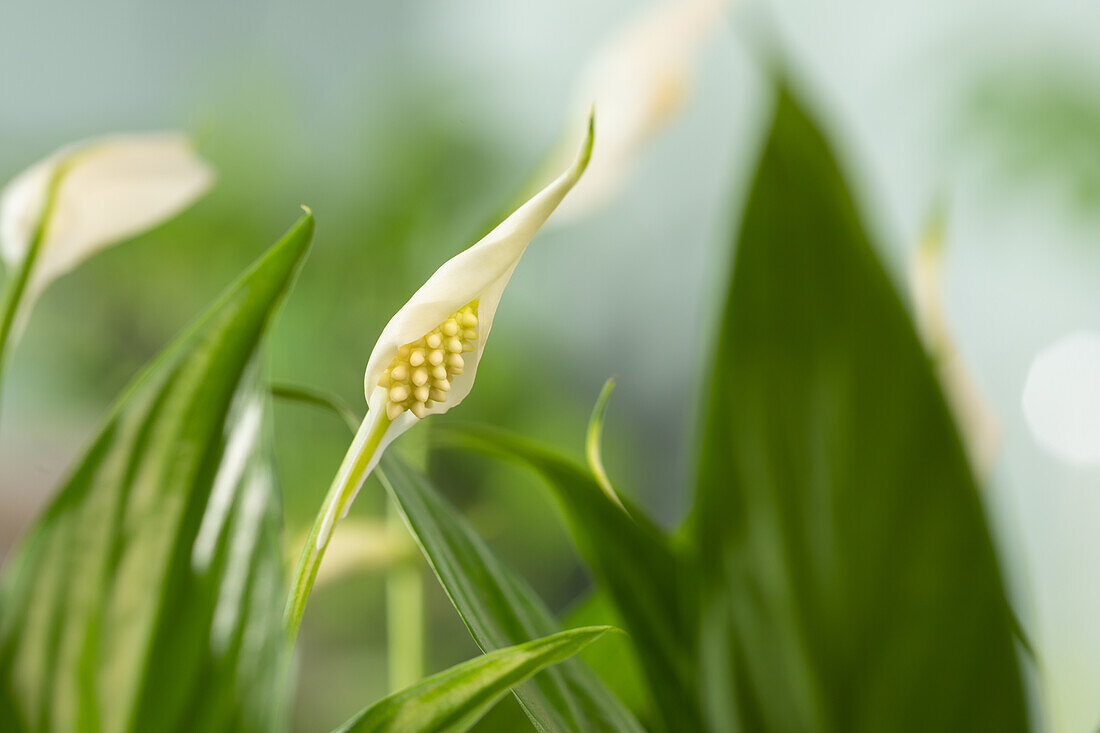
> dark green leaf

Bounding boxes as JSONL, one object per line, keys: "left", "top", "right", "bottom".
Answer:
{"left": 334, "top": 626, "right": 615, "bottom": 733}
{"left": 560, "top": 590, "right": 651, "bottom": 725}
{"left": 0, "top": 212, "right": 314, "bottom": 732}
{"left": 377, "top": 455, "right": 642, "bottom": 733}
{"left": 691, "top": 85, "right": 1026, "bottom": 731}
{"left": 434, "top": 426, "right": 702, "bottom": 732}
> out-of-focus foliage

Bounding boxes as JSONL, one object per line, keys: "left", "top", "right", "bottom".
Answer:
{"left": 559, "top": 589, "right": 650, "bottom": 723}
{"left": 692, "top": 86, "right": 1025, "bottom": 731}
{"left": 960, "top": 64, "right": 1100, "bottom": 220}
{"left": 0, "top": 214, "right": 313, "bottom": 731}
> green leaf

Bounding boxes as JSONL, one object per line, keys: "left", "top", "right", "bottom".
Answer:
{"left": 691, "top": 84, "right": 1026, "bottom": 731}
{"left": 560, "top": 590, "right": 651, "bottom": 725}
{"left": 334, "top": 626, "right": 615, "bottom": 733}
{"left": 434, "top": 426, "right": 702, "bottom": 732}
{"left": 377, "top": 455, "right": 642, "bottom": 733}
{"left": 0, "top": 211, "right": 314, "bottom": 732}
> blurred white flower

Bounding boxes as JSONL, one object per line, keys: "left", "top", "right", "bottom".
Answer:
{"left": 314, "top": 114, "right": 595, "bottom": 549}
{"left": 910, "top": 217, "right": 1001, "bottom": 478}
{"left": 0, "top": 132, "right": 214, "bottom": 339}
{"left": 551, "top": 0, "right": 730, "bottom": 221}
{"left": 1022, "top": 331, "right": 1100, "bottom": 466}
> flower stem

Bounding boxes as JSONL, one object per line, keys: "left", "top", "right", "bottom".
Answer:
{"left": 284, "top": 411, "right": 391, "bottom": 644}
{"left": 385, "top": 497, "right": 423, "bottom": 690}
{"left": 0, "top": 165, "right": 68, "bottom": 422}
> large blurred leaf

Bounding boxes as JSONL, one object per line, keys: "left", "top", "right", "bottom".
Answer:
{"left": 0, "top": 212, "right": 314, "bottom": 732}
{"left": 334, "top": 626, "right": 615, "bottom": 733}
{"left": 435, "top": 426, "right": 701, "bottom": 732}
{"left": 691, "top": 85, "right": 1026, "bottom": 731}
{"left": 377, "top": 455, "right": 642, "bottom": 733}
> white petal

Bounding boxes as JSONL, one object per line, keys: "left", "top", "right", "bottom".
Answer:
{"left": 1022, "top": 332, "right": 1100, "bottom": 466}
{"left": 0, "top": 158, "right": 54, "bottom": 268}
{"left": 0, "top": 132, "right": 214, "bottom": 321}
{"left": 554, "top": 0, "right": 729, "bottom": 220}
{"left": 361, "top": 115, "right": 594, "bottom": 417}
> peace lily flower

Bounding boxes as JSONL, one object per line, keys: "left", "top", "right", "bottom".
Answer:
{"left": 0, "top": 132, "right": 214, "bottom": 382}
{"left": 284, "top": 114, "right": 595, "bottom": 639}
{"left": 550, "top": 0, "right": 730, "bottom": 221}
{"left": 909, "top": 214, "right": 1001, "bottom": 479}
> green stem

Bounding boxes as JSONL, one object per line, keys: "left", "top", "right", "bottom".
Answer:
{"left": 284, "top": 411, "right": 392, "bottom": 644}
{"left": 0, "top": 164, "right": 68, "bottom": 418}
{"left": 385, "top": 497, "right": 423, "bottom": 690}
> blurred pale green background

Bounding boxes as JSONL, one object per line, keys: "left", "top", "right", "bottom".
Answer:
{"left": 1, "top": 0, "right": 1099, "bottom": 730}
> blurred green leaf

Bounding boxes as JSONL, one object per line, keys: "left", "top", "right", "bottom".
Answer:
{"left": 962, "top": 66, "right": 1100, "bottom": 218}
{"left": 334, "top": 626, "right": 615, "bottom": 733}
{"left": 0, "top": 212, "right": 314, "bottom": 732}
{"left": 377, "top": 455, "right": 642, "bottom": 733}
{"left": 560, "top": 590, "right": 651, "bottom": 725}
{"left": 435, "top": 425, "right": 702, "bottom": 732}
{"left": 691, "top": 85, "right": 1026, "bottom": 731}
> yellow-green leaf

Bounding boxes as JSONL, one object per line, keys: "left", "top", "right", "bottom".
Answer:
{"left": 334, "top": 627, "right": 615, "bottom": 733}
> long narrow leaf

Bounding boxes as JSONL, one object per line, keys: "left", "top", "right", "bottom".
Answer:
{"left": 0, "top": 211, "right": 314, "bottom": 732}
{"left": 433, "top": 426, "right": 702, "bottom": 731}
{"left": 690, "top": 84, "right": 1026, "bottom": 731}
{"left": 378, "top": 455, "right": 642, "bottom": 733}
{"left": 334, "top": 627, "right": 615, "bottom": 733}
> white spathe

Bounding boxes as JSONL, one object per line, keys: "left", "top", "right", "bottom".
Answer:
{"left": 312, "top": 115, "right": 594, "bottom": 548}
{"left": 553, "top": 0, "right": 729, "bottom": 221}
{"left": 0, "top": 132, "right": 214, "bottom": 331}
{"left": 362, "top": 116, "right": 594, "bottom": 426}
{"left": 313, "top": 116, "right": 595, "bottom": 546}
{"left": 1022, "top": 331, "right": 1100, "bottom": 466}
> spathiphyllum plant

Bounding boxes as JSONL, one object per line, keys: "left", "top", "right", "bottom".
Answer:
{"left": 283, "top": 113, "right": 596, "bottom": 642}
{"left": 0, "top": 17, "right": 1064, "bottom": 731}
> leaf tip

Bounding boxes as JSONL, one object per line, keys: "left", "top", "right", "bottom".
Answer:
{"left": 574, "top": 107, "right": 596, "bottom": 177}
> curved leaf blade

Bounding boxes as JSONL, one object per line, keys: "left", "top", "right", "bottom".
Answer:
{"left": 691, "top": 84, "right": 1026, "bottom": 731}
{"left": 334, "top": 627, "right": 614, "bottom": 733}
{"left": 0, "top": 212, "right": 314, "bottom": 732}
{"left": 377, "top": 455, "right": 642, "bottom": 733}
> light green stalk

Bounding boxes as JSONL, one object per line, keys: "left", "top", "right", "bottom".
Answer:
{"left": 385, "top": 495, "right": 423, "bottom": 690}
{"left": 284, "top": 412, "right": 392, "bottom": 643}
